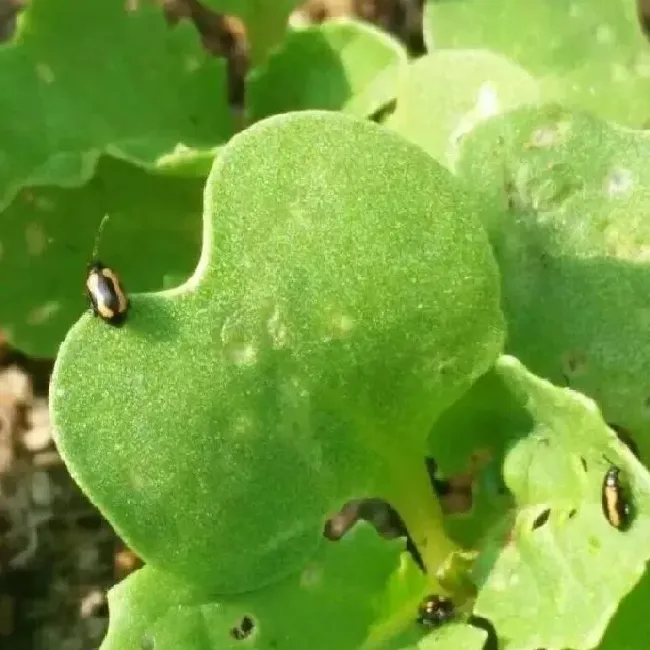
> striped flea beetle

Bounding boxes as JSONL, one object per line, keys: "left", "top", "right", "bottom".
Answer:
{"left": 86, "top": 261, "right": 130, "bottom": 326}
{"left": 417, "top": 595, "right": 455, "bottom": 629}
{"left": 602, "top": 464, "right": 632, "bottom": 531}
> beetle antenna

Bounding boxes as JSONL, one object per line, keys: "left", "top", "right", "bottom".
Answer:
{"left": 91, "top": 214, "right": 111, "bottom": 261}
{"left": 602, "top": 453, "right": 618, "bottom": 468}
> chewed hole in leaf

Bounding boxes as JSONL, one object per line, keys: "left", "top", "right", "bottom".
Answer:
{"left": 369, "top": 99, "right": 397, "bottom": 124}
{"left": 323, "top": 498, "right": 407, "bottom": 541}
{"left": 426, "top": 454, "right": 485, "bottom": 514}
{"left": 323, "top": 499, "right": 426, "bottom": 572}
{"left": 531, "top": 508, "right": 551, "bottom": 530}
{"left": 230, "top": 615, "right": 255, "bottom": 640}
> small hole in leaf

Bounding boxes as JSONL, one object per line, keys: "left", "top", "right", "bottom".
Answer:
{"left": 324, "top": 499, "right": 425, "bottom": 572}
{"left": 369, "top": 99, "right": 396, "bottom": 123}
{"left": 324, "top": 498, "right": 406, "bottom": 541}
{"left": 580, "top": 456, "right": 588, "bottom": 472}
{"left": 230, "top": 615, "right": 255, "bottom": 640}
{"left": 561, "top": 350, "right": 588, "bottom": 381}
{"left": 532, "top": 508, "right": 551, "bottom": 530}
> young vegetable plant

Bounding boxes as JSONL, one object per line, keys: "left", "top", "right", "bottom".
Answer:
{"left": 0, "top": 0, "right": 647, "bottom": 648}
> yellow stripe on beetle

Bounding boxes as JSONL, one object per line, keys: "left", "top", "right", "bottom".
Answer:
{"left": 86, "top": 262, "right": 130, "bottom": 326}
{"left": 602, "top": 465, "right": 631, "bottom": 531}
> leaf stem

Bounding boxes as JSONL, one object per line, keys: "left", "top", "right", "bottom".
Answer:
{"left": 380, "top": 452, "right": 473, "bottom": 596}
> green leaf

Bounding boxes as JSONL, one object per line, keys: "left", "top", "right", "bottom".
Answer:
{"left": 1, "top": 157, "right": 202, "bottom": 357}
{"left": 473, "top": 356, "right": 650, "bottom": 650}
{"left": 380, "top": 622, "right": 488, "bottom": 650}
{"left": 50, "top": 111, "right": 504, "bottom": 593}
{"left": 456, "top": 104, "right": 650, "bottom": 458}
{"left": 0, "top": 0, "right": 231, "bottom": 210}
{"left": 427, "top": 369, "right": 528, "bottom": 548}
{"left": 247, "top": 18, "right": 407, "bottom": 123}
{"left": 598, "top": 566, "right": 650, "bottom": 650}
{"left": 386, "top": 50, "right": 541, "bottom": 170}
{"left": 101, "top": 524, "right": 427, "bottom": 650}
{"left": 423, "top": 0, "right": 650, "bottom": 126}
{"left": 202, "top": 0, "right": 303, "bottom": 64}
{"left": 100, "top": 564, "right": 207, "bottom": 650}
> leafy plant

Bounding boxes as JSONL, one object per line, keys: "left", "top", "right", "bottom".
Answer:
{"left": 0, "top": 0, "right": 647, "bottom": 648}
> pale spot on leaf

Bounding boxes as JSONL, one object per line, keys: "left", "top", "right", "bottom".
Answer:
{"left": 25, "top": 222, "right": 47, "bottom": 256}
{"left": 605, "top": 168, "right": 634, "bottom": 197}
{"left": 595, "top": 24, "right": 615, "bottom": 45}
{"left": 36, "top": 62, "right": 55, "bottom": 84}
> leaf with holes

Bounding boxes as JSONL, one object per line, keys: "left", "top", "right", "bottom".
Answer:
{"left": 386, "top": 50, "right": 541, "bottom": 170}
{"left": 456, "top": 104, "right": 650, "bottom": 458}
{"left": 247, "top": 18, "right": 407, "bottom": 123}
{"left": 471, "top": 356, "right": 650, "bottom": 650}
{"left": 1, "top": 156, "right": 202, "bottom": 357}
{"left": 50, "top": 111, "right": 504, "bottom": 593}
{"left": 0, "top": 0, "right": 231, "bottom": 211}
{"left": 426, "top": 369, "right": 529, "bottom": 548}
{"left": 423, "top": 0, "right": 650, "bottom": 127}
{"left": 101, "top": 525, "right": 427, "bottom": 650}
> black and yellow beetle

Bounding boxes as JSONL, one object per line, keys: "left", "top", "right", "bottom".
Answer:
{"left": 85, "top": 261, "right": 130, "bottom": 326}
{"left": 417, "top": 595, "right": 455, "bottom": 629}
{"left": 602, "top": 464, "right": 632, "bottom": 531}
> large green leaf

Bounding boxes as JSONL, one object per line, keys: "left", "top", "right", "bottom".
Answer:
{"left": 457, "top": 104, "right": 650, "bottom": 459}
{"left": 423, "top": 0, "right": 650, "bottom": 126}
{"left": 0, "top": 0, "right": 231, "bottom": 210}
{"left": 386, "top": 50, "right": 541, "bottom": 170}
{"left": 101, "top": 525, "right": 429, "bottom": 650}
{"left": 247, "top": 18, "right": 407, "bottom": 123}
{"left": 2, "top": 156, "right": 202, "bottom": 357}
{"left": 472, "top": 356, "right": 650, "bottom": 650}
{"left": 50, "top": 111, "right": 504, "bottom": 593}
